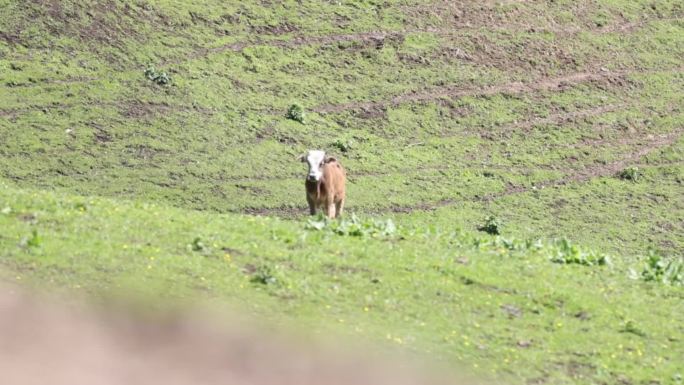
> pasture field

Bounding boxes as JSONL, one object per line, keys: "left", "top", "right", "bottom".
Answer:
{"left": 1, "top": 1, "right": 683, "bottom": 384}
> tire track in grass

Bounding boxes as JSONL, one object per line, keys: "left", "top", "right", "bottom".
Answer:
{"left": 399, "top": 129, "right": 683, "bottom": 212}
{"left": 312, "top": 70, "right": 630, "bottom": 114}
{"left": 2, "top": 76, "right": 101, "bottom": 89}
{"left": 0, "top": 67, "right": 631, "bottom": 120}
{"left": 0, "top": 100, "right": 216, "bottom": 120}
{"left": 2, "top": 61, "right": 678, "bottom": 121}
{"left": 449, "top": 103, "right": 625, "bottom": 140}
{"left": 161, "top": 31, "right": 403, "bottom": 66}
{"left": 165, "top": 12, "right": 677, "bottom": 67}
{"left": 2, "top": 11, "right": 675, "bottom": 90}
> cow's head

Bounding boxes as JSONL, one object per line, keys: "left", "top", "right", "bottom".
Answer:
{"left": 299, "top": 150, "right": 326, "bottom": 182}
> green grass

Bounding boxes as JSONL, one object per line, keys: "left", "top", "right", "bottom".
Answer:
{"left": 1, "top": 182, "right": 682, "bottom": 384}
{"left": 1, "top": 0, "right": 683, "bottom": 384}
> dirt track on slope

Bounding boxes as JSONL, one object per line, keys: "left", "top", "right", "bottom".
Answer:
{"left": 164, "top": 11, "right": 676, "bottom": 67}
{"left": 422, "top": 129, "right": 683, "bottom": 209}
{"left": 313, "top": 70, "right": 630, "bottom": 114}
{"left": 0, "top": 285, "right": 465, "bottom": 385}
{"left": 0, "top": 66, "right": 648, "bottom": 121}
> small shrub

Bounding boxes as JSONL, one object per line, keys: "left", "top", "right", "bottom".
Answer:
{"left": 478, "top": 216, "right": 502, "bottom": 235}
{"left": 144, "top": 66, "right": 171, "bottom": 86}
{"left": 639, "top": 250, "right": 683, "bottom": 286}
{"left": 549, "top": 238, "right": 610, "bottom": 266}
{"left": 286, "top": 103, "right": 305, "bottom": 123}
{"left": 617, "top": 166, "right": 639, "bottom": 181}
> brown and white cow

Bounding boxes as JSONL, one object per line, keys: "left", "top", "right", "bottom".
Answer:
{"left": 300, "top": 150, "right": 346, "bottom": 218}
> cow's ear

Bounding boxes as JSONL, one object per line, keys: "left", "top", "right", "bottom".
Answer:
{"left": 298, "top": 154, "right": 307, "bottom": 162}
{"left": 325, "top": 156, "right": 337, "bottom": 163}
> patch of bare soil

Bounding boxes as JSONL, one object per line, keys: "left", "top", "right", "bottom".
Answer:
{"left": 455, "top": 103, "right": 625, "bottom": 141}
{"left": 165, "top": 31, "right": 405, "bottom": 66}
{"left": 172, "top": 2, "right": 674, "bottom": 68}
{"left": 314, "top": 70, "right": 630, "bottom": 114}
{"left": 26, "top": 0, "right": 142, "bottom": 47}
{"left": 251, "top": 22, "right": 300, "bottom": 35}
{"left": 484, "top": 130, "right": 683, "bottom": 200}
{"left": 401, "top": 1, "right": 674, "bottom": 36}
{"left": 0, "top": 286, "right": 467, "bottom": 385}
{"left": 4, "top": 77, "right": 100, "bottom": 88}
{"left": 0, "top": 30, "right": 22, "bottom": 45}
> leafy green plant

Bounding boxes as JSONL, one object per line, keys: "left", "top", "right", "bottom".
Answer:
{"left": 620, "top": 320, "right": 646, "bottom": 337}
{"left": 639, "top": 250, "right": 683, "bottom": 286}
{"left": 305, "top": 214, "right": 398, "bottom": 238}
{"left": 549, "top": 238, "right": 610, "bottom": 266}
{"left": 331, "top": 138, "right": 354, "bottom": 153}
{"left": 190, "top": 237, "right": 208, "bottom": 252}
{"left": 20, "top": 229, "right": 42, "bottom": 248}
{"left": 286, "top": 103, "right": 306, "bottom": 123}
{"left": 618, "top": 166, "right": 639, "bottom": 181}
{"left": 251, "top": 265, "right": 277, "bottom": 285}
{"left": 144, "top": 66, "right": 171, "bottom": 85}
{"left": 478, "top": 216, "right": 502, "bottom": 235}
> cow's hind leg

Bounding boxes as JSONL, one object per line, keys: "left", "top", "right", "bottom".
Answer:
{"left": 327, "top": 201, "right": 336, "bottom": 219}
{"left": 335, "top": 199, "right": 344, "bottom": 218}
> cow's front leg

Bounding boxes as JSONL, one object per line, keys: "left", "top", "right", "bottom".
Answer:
{"left": 307, "top": 195, "right": 316, "bottom": 215}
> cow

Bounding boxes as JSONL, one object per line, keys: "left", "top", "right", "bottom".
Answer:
{"left": 299, "top": 150, "right": 346, "bottom": 218}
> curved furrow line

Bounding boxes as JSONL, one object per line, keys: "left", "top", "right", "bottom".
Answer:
{"left": 1, "top": 77, "right": 100, "bottom": 89}
{"left": 4, "top": 13, "right": 675, "bottom": 90}
{"left": 167, "top": 13, "right": 677, "bottom": 68}
{"left": 161, "top": 31, "right": 398, "bottom": 66}
{"left": 313, "top": 70, "right": 628, "bottom": 114}
{"left": 2, "top": 63, "right": 678, "bottom": 120}
{"left": 451, "top": 103, "right": 625, "bottom": 140}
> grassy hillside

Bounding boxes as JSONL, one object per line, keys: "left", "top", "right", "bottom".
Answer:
{"left": 1, "top": 0, "right": 683, "bottom": 384}
{"left": 2, "top": 0, "right": 682, "bottom": 255}
{"left": 2, "top": 182, "right": 683, "bottom": 384}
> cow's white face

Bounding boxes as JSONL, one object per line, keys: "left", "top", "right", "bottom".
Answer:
{"left": 301, "top": 150, "right": 326, "bottom": 182}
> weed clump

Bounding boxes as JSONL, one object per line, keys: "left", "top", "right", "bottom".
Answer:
{"left": 620, "top": 320, "right": 647, "bottom": 337}
{"left": 305, "top": 214, "right": 398, "bottom": 238}
{"left": 617, "top": 166, "right": 639, "bottom": 181}
{"left": 144, "top": 66, "right": 171, "bottom": 85}
{"left": 19, "top": 229, "right": 42, "bottom": 248}
{"left": 286, "top": 104, "right": 306, "bottom": 124}
{"left": 478, "top": 216, "right": 502, "bottom": 235}
{"left": 549, "top": 239, "right": 610, "bottom": 266}
{"left": 331, "top": 138, "right": 354, "bottom": 153}
{"left": 250, "top": 265, "right": 278, "bottom": 285}
{"left": 190, "top": 237, "right": 207, "bottom": 252}
{"left": 637, "top": 250, "right": 683, "bottom": 286}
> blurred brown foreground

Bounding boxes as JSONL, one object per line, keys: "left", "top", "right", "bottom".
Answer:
{"left": 0, "top": 285, "right": 479, "bottom": 385}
